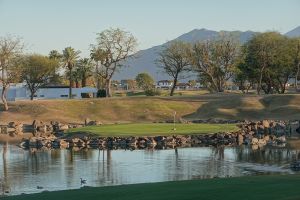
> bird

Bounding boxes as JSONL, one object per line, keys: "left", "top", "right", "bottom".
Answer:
{"left": 80, "top": 178, "right": 87, "bottom": 185}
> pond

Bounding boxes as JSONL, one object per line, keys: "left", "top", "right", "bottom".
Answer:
{"left": 0, "top": 143, "right": 299, "bottom": 196}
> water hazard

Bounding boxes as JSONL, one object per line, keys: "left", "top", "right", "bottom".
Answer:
{"left": 0, "top": 144, "right": 298, "bottom": 196}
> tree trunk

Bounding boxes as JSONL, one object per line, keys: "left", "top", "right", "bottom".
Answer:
{"left": 105, "top": 79, "right": 112, "bottom": 97}
{"left": 30, "top": 93, "right": 34, "bottom": 100}
{"left": 170, "top": 75, "right": 178, "bottom": 96}
{"left": 82, "top": 78, "right": 86, "bottom": 88}
{"left": 296, "top": 62, "right": 300, "bottom": 91}
{"left": 1, "top": 85, "right": 9, "bottom": 111}
{"left": 257, "top": 67, "right": 265, "bottom": 95}
{"left": 75, "top": 81, "right": 80, "bottom": 88}
{"left": 69, "top": 68, "right": 73, "bottom": 99}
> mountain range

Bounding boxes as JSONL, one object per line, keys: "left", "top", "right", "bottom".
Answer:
{"left": 114, "top": 26, "right": 300, "bottom": 81}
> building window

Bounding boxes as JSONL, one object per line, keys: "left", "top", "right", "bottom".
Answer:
{"left": 60, "top": 95, "right": 68, "bottom": 97}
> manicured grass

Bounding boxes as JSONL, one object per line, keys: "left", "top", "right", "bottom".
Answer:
{"left": 67, "top": 123, "right": 239, "bottom": 136}
{"left": 4, "top": 175, "right": 300, "bottom": 200}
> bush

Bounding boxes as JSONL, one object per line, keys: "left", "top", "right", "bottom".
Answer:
{"left": 97, "top": 89, "right": 106, "bottom": 98}
{"left": 145, "top": 89, "right": 161, "bottom": 96}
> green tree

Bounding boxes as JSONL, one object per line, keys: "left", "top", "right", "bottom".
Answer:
{"left": 135, "top": 73, "right": 155, "bottom": 91}
{"left": 20, "top": 54, "right": 57, "bottom": 100}
{"left": 91, "top": 28, "right": 138, "bottom": 97}
{"left": 157, "top": 41, "right": 191, "bottom": 96}
{"left": 0, "top": 35, "right": 23, "bottom": 110}
{"left": 62, "top": 47, "right": 81, "bottom": 98}
{"left": 291, "top": 38, "right": 300, "bottom": 91}
{"left": 239, "top": 32, "right": 294, "bottom": 94}
{"left": 77, "top": 58, "right": 93, "bottom": 87}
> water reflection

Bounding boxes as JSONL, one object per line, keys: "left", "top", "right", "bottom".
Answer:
{"left": 0, "top": 144, "right": 298, "bottom": 196}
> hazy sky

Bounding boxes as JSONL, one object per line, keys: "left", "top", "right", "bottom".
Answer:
{"left": 0, "top": 0, "right": 299, "bottom": 56}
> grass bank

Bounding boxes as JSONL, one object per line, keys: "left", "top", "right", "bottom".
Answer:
{"left": 67, "top": 123, "right": 239, "bottom": 137}
{"left": 2, "top": 93, "right": 300, "bottom": 124}
{"left": 3, "top": 175, "right": 300, "bottom": 200}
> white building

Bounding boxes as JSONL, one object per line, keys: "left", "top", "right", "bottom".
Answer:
{"left": 156, "top": 80, "right": 173, "bottom": 89}
{"left": 0, "top": 83, "right": 98, "bottom": 101}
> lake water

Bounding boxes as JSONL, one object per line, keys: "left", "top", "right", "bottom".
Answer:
{"left": 0, "top": 143, "right": 298, "bottom": 196}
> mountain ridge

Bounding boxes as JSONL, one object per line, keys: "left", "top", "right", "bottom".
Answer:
{"left": 114, "top": 27, "right": 300, "bottom": 81}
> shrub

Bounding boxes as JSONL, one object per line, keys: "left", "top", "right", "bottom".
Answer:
{"left": 97, "top": 89, "right": 106, "bottom": 98}
{"left": 145, "top": 89, "right": 161, "bottom": 96}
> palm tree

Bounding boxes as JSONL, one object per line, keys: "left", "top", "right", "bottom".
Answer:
{"left": 62, "top": 47, "right": 80, "bottom": 99}
{"left": 90, "top": 47, "right": 106, "bottom": 90}
{"left": 77, "top": 58, "right": 93, "bottom": 87}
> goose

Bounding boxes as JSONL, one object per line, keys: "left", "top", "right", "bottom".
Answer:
{"left": 80, "top": 178, "right": 87, "bottom": 185}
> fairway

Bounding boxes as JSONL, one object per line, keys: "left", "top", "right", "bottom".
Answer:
{"left": 4, "top": 175, "right": 300, "bottom": 200}
{"left": 67, "top": 123, "right": 239, "bottom": 136}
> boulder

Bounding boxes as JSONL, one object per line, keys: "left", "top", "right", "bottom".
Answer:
{"left": 59, "top": 124, "right": 69, "bottom": 131}
{"left": 251, "top": 138, "right": 259, "bottom": 145}
{"left": 262, "top": 120, "right": 270, "bottom": 128}
{"left": 237, "top": 134, "right": 244, "bottom": 145}
{"left": 0, "top": 126, "right": 8, "bottom": 134}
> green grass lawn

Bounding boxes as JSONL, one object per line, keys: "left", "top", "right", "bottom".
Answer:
{"left": 67, "top": 123, "right": 239, "bottom": 137}
{"left": 4, "top": 175, "right": 300, "bottom": 200}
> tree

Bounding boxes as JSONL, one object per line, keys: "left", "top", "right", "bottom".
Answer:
{"left": 90, "top": 47, "right": 105, "bottom": 90}
{"left": 48, "top": 50, "right": 63, "bottom": 85}
{"left": 20, "top": 55, "right": 57, "bottom": 100}
{"left": 239, "top": 32, "right": 294, "bottom": 94}
{"left": 291, "top": 38, "right": 300, "bottom": 91}
{"left": 91, "top": 28, "right": 138, "bottom": 97}
{"left": 157, "top": 41, "right": 191, "bottom": 96}
{"left": 61, "top": 47, "right": 81, "bottom": 99}
{"left": 0, "top": 35, "right": 23, "bottom": 111}
{"left": 190, "top": 37, "right": 239, "bottom": 92}
{"left": 135, "top": 73, "right": 155, "bottom": 91}
{"left": 76, "top": 58, "right": 93, "bottom": 87}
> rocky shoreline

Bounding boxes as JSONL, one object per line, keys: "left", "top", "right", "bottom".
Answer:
{"left": 1, "top": 119, "right": 299, "bottom": 150}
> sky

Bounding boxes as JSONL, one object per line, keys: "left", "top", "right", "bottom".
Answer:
{"left": 0, "top": 0, "right": 299, "bottom": 57}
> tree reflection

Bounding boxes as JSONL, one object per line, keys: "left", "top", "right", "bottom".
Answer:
{"left": 1, "top": 142, "right": 10, "bottom": 195}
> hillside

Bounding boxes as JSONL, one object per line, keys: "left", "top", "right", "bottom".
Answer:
{"left": 114, "top": 29, "right": 257, "bottom": 81}
{"left": 285, "top": 26, "right": 300, "bottom": 38}
{"left": 1, "top": 94, "right": 300, "bottom": 124}
{"left": 114, "top": 26, "right": 300, "bottom": 81}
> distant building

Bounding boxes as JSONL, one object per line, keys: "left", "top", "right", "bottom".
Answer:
{"left": 156, "top": 80, "right": 173, "bottom": 89}
{"left": 176, "top": 83, "right": 191, "bottom": 90}
{"left": 0, "top": 83, "right": 97, "bottom": 101}
{"left": 120, "top": 79, "right": 137, "bottom": 90}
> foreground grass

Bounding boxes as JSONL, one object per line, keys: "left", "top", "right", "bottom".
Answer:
{"left": 3, "top": 175, "right": 300, "bottom": 200}
{"left": 67, "top": 123, "right": 239, "bottom": 136}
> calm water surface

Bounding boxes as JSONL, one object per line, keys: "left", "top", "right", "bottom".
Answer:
{"left": 0, "top": 144, "right": 298, "bottom": 195}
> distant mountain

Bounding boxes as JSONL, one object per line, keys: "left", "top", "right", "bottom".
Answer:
{"left": 114, "top": 28, "right": 288, "bottom": 81}
{"left": 285, "top": 26, "right": 300, "bottom": 38}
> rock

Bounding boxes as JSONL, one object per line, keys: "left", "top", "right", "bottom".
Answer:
{"left": 237, "top": 134, "right": 244, "bottom": 145}
{"left": 277, "top": 136, "right": 286, "bottom": 143}
{"left": 258, "top": 139, "right": 266, "bottom": 146}
{"left": 8, "top": 122, "right": 16, "bottom": 128}
{"left": 251, "top": 138, "right": 259, "bottom": 145}
{"left": 59, "top": 124, "right": 69, "bottom": 131}
{"left": 262, "top": 120, "right": 270, "bottom": 128}
{"left": 0, "top": 126, "right": 8, "bottom": 134}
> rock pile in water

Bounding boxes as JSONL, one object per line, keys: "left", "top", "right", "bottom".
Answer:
{"left": 0, "top": 119, "right": 298, "bottom": 150}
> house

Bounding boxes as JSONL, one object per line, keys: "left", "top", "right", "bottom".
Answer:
{"left": 0, "top": 83, "right": 98, "bottom": 101}
{"left": 156, "top": 80, "right": 173, "bottom": 89}
{"left": 176, "top": 83, "right": 191, "bottom": 90}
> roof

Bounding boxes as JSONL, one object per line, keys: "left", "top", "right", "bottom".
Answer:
{"left": 157, "top": 80, "right": 173, "bottom": 83}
